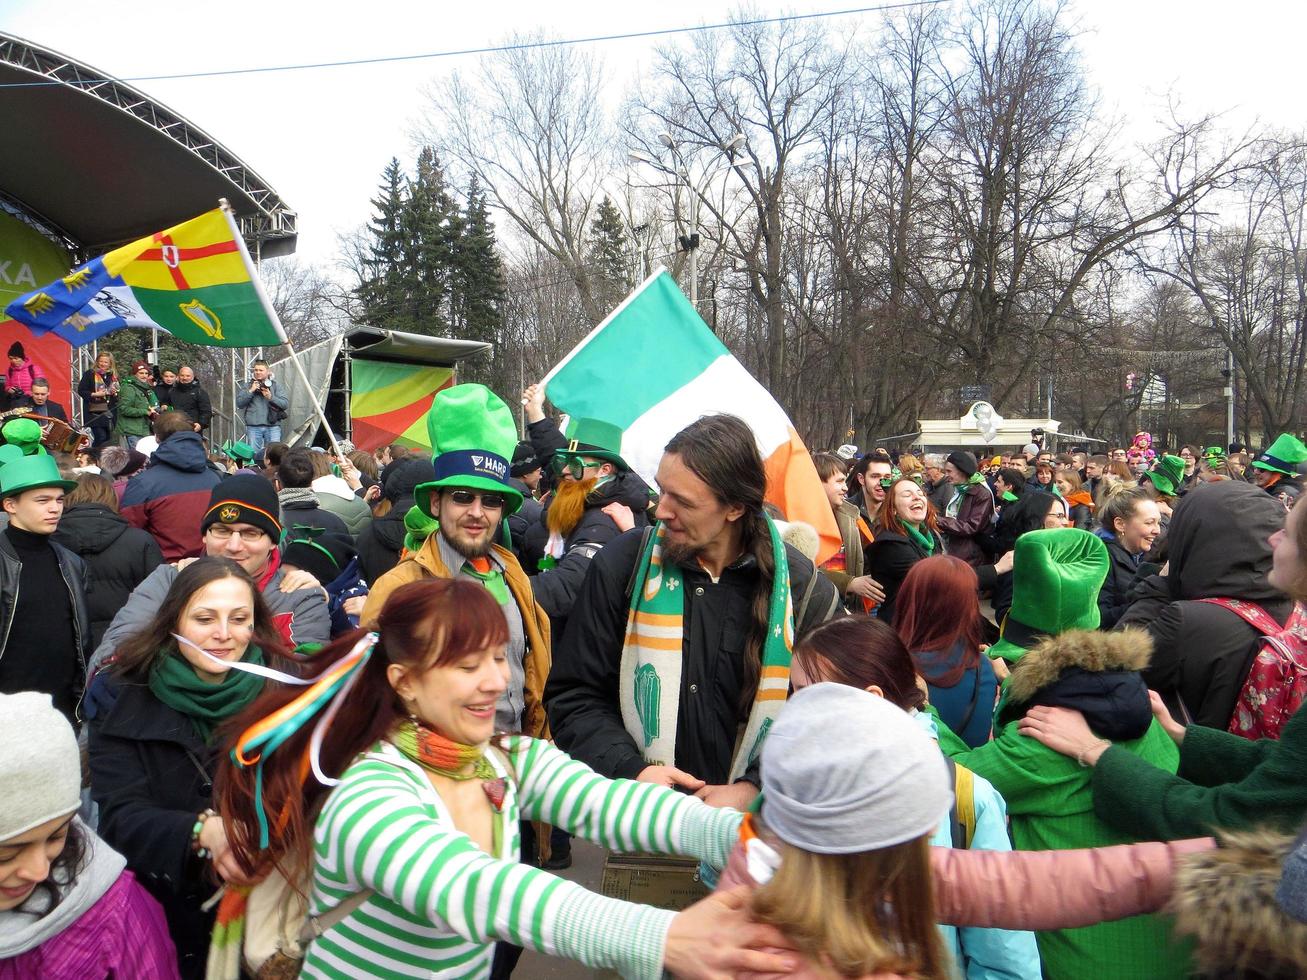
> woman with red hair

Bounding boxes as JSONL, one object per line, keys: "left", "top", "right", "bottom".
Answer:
{"left": 894, "top": 555, "right": 997, "bottom": 747}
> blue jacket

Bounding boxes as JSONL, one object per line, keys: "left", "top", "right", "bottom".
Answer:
{"left": 919, "top": 711, "right": 1042, "bottom": 980}
{"left": 235, "top": 377, "right": 289, "bottom": 426}
{"left": 120, "top": 431, "right": 221, "bottom": 561}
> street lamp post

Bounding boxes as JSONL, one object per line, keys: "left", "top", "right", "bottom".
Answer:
{"left": 628, "top": 133, "right": 748, "bottom": 310}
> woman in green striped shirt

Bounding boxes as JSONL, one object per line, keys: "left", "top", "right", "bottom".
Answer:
{"left": 216, "top": 578, "right": 795, "bottom": 979}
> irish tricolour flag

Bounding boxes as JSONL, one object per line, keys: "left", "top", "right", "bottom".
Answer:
{"left": 543, "top": 268, "right": 840, "bottom": 564}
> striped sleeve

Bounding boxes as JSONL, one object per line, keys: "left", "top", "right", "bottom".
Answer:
{"left": 504, "top": 737, "right": 743, "bottom": 869}
{"left": 312, "top": 755, "right": 676, "bottom": 979}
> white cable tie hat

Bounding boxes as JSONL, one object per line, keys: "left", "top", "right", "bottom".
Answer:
{"left": 761, "top": 683, "right": 952, "bottom": 854}
{"left": 0, "top": 692, "right": 81, "bottom": 841}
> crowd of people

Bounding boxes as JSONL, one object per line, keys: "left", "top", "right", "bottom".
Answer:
{"left": 2, "top": 377, "right": 1306, "bottom": 980}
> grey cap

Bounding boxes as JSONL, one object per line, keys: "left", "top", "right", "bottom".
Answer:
{"left": 0, "top": 693, "right": 81, "bottom": 840}
{"left": 761, "top": 683, "right": 952, "bottom": 854}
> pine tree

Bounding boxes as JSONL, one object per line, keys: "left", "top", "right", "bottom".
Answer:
{"left": 589, "top": 196, "right": 630, "bottom": 314}
{"left": 355, "top": 158, "right": 408, "bottom": 328}
{"left": 454, "top": 175, "right": 506, "bottom": 345}
{"left": 400, "top": 147, "right": 460, "bottom": 335}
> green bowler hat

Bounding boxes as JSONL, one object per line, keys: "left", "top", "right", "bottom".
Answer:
{"left": 1252, "top": 433, "right": 1307, "bottom": 476}
{"left": 1, "top": 417, "right": 46, "bottom": 457}
{"left": 414, "top": 384, "right": 524, "bottom": 519}
{"left": 989, "top": 527, "right": 1110, "bottom": 665}
{"left": 221, "top": 439, "right": 255, "bottom": 464}
{"left": 561, "top": 416, "right": 629, "bottom": 471}
{"left": 1141, "top": 454, "right": 1186, "bottom": 496}
{"left": 0, "top": 454, "right": 76, "bottom": 498}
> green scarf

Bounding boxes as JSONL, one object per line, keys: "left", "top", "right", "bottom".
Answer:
{"left": 148, "top": 646, "right": 267, "bottom": 741}
{"left": 461, "top": 559, "right": 511, "bottom": 605}
{"left": 903, "top": 520, "right": 937, "bottom": 555}
{"left": 619, "top": 516, "right": 793, "bottom": 783}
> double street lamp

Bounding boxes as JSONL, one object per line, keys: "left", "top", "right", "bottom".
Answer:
{"left": 629, "top": 132, "right": 749, "bottom": 308}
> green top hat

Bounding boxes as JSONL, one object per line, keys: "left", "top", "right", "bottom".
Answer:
{"left": 1, "top": 417, "right": 46, "bottom": 457}
{"left": 560, "top": 417, "right": 629, "bottom": 471}
{"left": 414, "top": 384, "right": 524, "bottom": 519}
{"left": 1252, "top": 433, "right": 1307, "bottom": 476}
{"left": 1141, "top": 454, "right": 1186, "bottom": 496}
{"left": 221, "top": 440, "right": 255, "bottom": 464}
{"left": 0, "top": 445, "right": 25, "bottom": 468}
{"left": 0, "top": 454, "right": 76, "bottom": 498}
{"left": 1201, "top": 446, "right": 1227, "bottom": 466}
{"left": 989, "top": 527, "right": 1110, "bottom": 665}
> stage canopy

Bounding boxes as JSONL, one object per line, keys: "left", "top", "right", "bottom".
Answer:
{"left": 0, "top": 32, "right": 296, "bottom": 258}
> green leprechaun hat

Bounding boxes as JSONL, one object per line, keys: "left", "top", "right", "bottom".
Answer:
{"left": 559, "top": 416, "right": 630, "bottom": 471}
{"left": 1, "top": 418, "right": 46, "bottom": 457}
{"left": 1141, "top": 454, "right": 1186, "bottom": 496}
{"left": 1201, "top": 446, "right": 1227, "bottom": 466}
{"left": 989, "top": 527, "right": 1110, "bottom": 666}
{"left": 414, "top": 383, "right": 524, "bottom": 518}
{"left": 1252, "top": 433, "right": 1307, "bottom": 476}
{"left": 221, "top": 440, "right": 255, "bottom": 464}
{"left": 0, "top": 454, "right": 76, "bottom": 498}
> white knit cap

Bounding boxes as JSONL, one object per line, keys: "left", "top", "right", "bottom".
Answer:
{"left": 0, "top": 693, "right": 81, "bottom": 840}
{"left": 761, "top": 684, "right": 952, "bottom": 854}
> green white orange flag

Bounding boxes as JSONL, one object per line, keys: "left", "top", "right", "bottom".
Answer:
{"left": 4, "top": 205, "right": 288, "bottom": 348}
{"left": 543, "top": 268, "right": 841, "bottom": 564}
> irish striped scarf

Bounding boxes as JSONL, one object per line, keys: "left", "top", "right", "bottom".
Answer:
{"left": 619, "top": 517, "right": 794, "bottom": 783}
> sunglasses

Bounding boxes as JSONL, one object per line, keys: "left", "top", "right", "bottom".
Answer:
{"left": 447, "top": 489, "right": 506, "bottom": 510}
{"left": 550, "top": 453, "right": 596, "bottom": 481}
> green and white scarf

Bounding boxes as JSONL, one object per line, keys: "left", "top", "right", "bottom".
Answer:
{"left": 619, "top": 517, "right": 794, "bottom": 783}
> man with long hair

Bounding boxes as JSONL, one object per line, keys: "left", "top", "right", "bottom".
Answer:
{"left": 546, "top": 414, "right": 842, "bottom": 812}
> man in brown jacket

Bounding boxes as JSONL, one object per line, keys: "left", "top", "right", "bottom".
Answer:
{"left": 360, "top": 384, "right": 551, "bottom": 742}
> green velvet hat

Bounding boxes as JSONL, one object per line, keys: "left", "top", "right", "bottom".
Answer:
{"left": 414, "top": 383, "right": 524, "bottom": 518}
{"left": 1141, "top": 454, "right": 1186, "bottom": 496}
{"left": 0, "top": 454, "right": 76, "bottom": 498}
{"left": 1252, "top": 433, "right": 1307, "bottom": 476}
{"left": 221, "top": 439, "right": 255, "bottom": 464}
{"left": 989, "top": 528, "right": 1110, "bottom": 665}
{"left": 1, "top": 418, "right": 46, "bottom": 457}
{"left": 560, "top": 416, "right": 629, "bottom": 471}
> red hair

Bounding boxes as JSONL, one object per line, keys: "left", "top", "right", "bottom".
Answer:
{"left": 875, "top": 478, "right": 941, "bottom": 538}
{"left": 214, "top": 578, "right": 509, "bottom": 877}
{"left": 892, "top": 555, "right": 982, "bottom": 688}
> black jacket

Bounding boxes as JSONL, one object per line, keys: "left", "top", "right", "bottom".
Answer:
{"left": 1118, "top": 481, "right": 1294, "bottom": 728}
{"left": 27, "top": 400, "right": 68, "bottom": 423}
{"left": 864, "top": 528, "right": 945, "bottom": 624}
{"left": 86, "top": 675, "right": 218, "bottom": 979}
{"left": 52, "top": 504, "right": 162, "bottom": 649}
{"left": 531, "top": 470, "right": 652, "bottom": 625}
{"left": 0, "top": 531, "right": 91, "bottom": 716}
{"left": 358, "top": 499, "right": 409, "bottom": 585}
{"left": 167, "top": 379, "right": 213, "bottom": 429}
{"left": 1096, "top": 533, "right": 1141, "bottom": 630}
{"left": 506, "top": 477, "right": 543, "bottom": 565}
{"left": 546, "top": 526, "right": 841, "bottom": 786}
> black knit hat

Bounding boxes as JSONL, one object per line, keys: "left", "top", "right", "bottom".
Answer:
{"left": 282, "top": 531, "right": 356, "bottom": 585}
{"left": 946, "top": 450, "right": 979, "bottom": 478}
{"left": 7, "top": 342, "right": 23, "bottom": 359}
{"left": 201, "top": 473, "right": 281, "bottom": 541}
{"left": 510, "top": 440, "right": 540, "bottom": 478}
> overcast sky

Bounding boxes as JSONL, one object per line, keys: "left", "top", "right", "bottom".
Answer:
{"left": 5, "top": 0, "right": 1304, "bottom": 270}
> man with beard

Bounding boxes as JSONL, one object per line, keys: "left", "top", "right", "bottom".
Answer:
{"left": 361, "top": 384, "right": 551, "bottom": 746}
{"left": 546, "top": 413, "right": 842, "bottom": 814}
{"left": 846, "top": 448, "right": 893, "bottom": 525}
{"left": 529, "top": 418, "right": 651, "bottom": 628}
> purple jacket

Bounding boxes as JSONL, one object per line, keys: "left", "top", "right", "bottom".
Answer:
{"left": 0, "top": 871, "right": 178, "bottom": 980}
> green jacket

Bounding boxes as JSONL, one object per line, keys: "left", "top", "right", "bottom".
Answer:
{"left": 944, "top": 630, "right": 1189, "bottom": 979}
{"left": 1092, "top": 698, "right": 1307, "bottom": 840}
{"left": 114, "top": 376, "right": 158, "bottom": 438}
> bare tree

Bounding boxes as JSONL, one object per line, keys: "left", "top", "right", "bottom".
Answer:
{"left": 427, "top": 37, "right": 612, "bottom": 324}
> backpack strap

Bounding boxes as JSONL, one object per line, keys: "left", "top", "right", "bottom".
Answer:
{"left": 942, "top": 758, "right": 964, "bottom": 850}
{"left": 1196, "top": 597, "right": 1283, "bottom": 635}
{"left": 954, "top": 763, "right": 976, "bottom": 849}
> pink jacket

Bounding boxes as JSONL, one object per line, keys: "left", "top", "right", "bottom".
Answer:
{"left": 5, "top": 358, "right": 37, "bottom": 397}
{"left": 0, "top": 870, "right": 179, "bottom": 980}
{"left": 721, "top": 832, "right": 1215, "bottom": 979}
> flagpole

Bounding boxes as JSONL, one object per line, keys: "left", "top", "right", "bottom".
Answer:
{"left": 219, "top": 199, "right": 343, "bottom": 459}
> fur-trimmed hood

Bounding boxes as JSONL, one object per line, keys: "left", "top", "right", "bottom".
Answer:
{"left": 1170, "top": 828, "right": 1307, "bottom": 978}
{"left": 999, "top": 629, "right": 1154, "bottom": 741}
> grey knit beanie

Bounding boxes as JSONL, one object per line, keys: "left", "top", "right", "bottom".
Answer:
{"left": 0, "top": 693, "right": 81, "bottom": 840}
{"left": 760, "top": 683, "right": 952, "bottom": 854}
